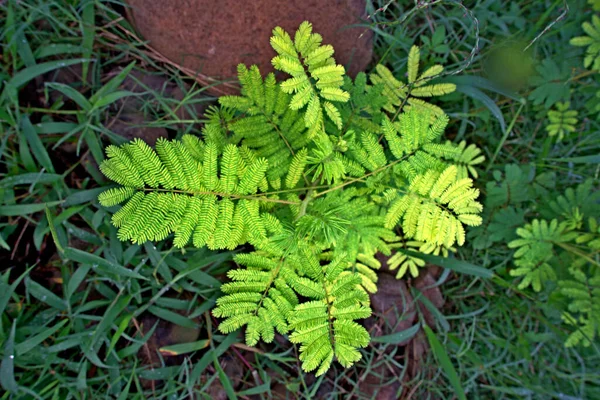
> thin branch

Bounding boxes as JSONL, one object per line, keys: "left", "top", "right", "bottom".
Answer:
{"left": 524, "top": 0, "right": 569, "bottom": 52}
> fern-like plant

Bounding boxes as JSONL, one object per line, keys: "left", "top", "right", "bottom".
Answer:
{"left": 545, "top": 101, "right": 579, "bottom": 141}
{"left": 508, "top": 219, "right": 577, "bottom": 292}
{"left": 370, "top": 45, "right": 456, "bottom": 118}
{"left": 506, "top": 180, "right": 600, "bottom": 347}
{"left": 570, "top": 14, "right": 600, "bottom": 71}
{"left": 97, "top": 22, "right": 483, "bottom": 374}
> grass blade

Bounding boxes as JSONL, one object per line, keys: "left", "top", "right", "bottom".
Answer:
{"left": 90, "top": 293, "right": 132, "bottom": 349}
{"left": 413, "top": 289, "right": 450, "bottom": 332}
{"left": 35, "top": 44, "right": 86, "bottom": 59}
{"left": 45, "top": 82, "right": 92, "bottom": 111}
{"left": 63, "top": 247, "right": 147, "bottom": 280}
{"left": 91, "top": 90, "right": 135, "bottom": 111}
{"left": 67, "top": 265, "right": 91, "bottom": 299}
{"left": 80, "top": 0, "right": 95, "bottom": 82}
{"left": 0, "top": 320, "right": 18, "bottom": 393}
{"left": 0, "top": 201, "right": 63, "bottom": 216}
{"left": 423, "top": 325, "right": 466, "bottom": 400}
{"left": 25, "top": 277, "right": 67, "bottom": 310}
{"left": 454, "top": 84, "right": 506, "bottom": 132}
{"left": 35, "top": 122, "right": 80, "bottom": 134}
{"left": 447, "top": 75, "right": 521, "bottom": 101}
{"left": 0, "top": 173, "right": 62, "bottom": 187}
{"left": 63, "top": 187, "right": 107, "bottom": 206}
{"left": 399, "top": 249, "right": 493, "bottom": 278}
{"left": 0, "top": 267, "right": 34, "bottom": 318}
{"left": 545, "top": 155, "right": 600, "bottom": 163}
{"left": 159, "top": 339, "right": 210, "bottom": 356}
{"left": 147, "top": 306, "right": 198, "bottom": 329}
{"left": 106, "top": 313, "right": 133, "bottom": 357}
{"left": 89, "top": 61, "right": 135, "bottom": 104}
{"left": 16, "top": 319, "right": 69, "bottom": 356}
{"left": 45, "top": 207, "right": 65, "bottom": 253}
{"left": 371, "top": 323, "right": 421, "bottom": 344}
{"left": 190, "top": 332, "right": 238, "bottom": 382}
{"left": 213, "top": 355, "right": 238, "bottom": 400}
{"left": 21, "top": 116, "right": 55, "bottom": 173}
{"left": 3, "top": 58, "right": 87, "bottom": 94}
{"left": 0, "top": 236, "right": 9, "bottom": 251}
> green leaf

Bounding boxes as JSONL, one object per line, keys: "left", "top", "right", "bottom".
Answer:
{"left": 169, "top": 255, "right": 227, "bottom": 288}
{"left": 63, "top": 247, "right": 147, "bottom": 280}
{"left": 47, "top": 337, "right": 81, "bottom": 353}
{"left": 546, "top": 155, "right": 600, "bottom": 163}
{"left": 35, "top": 44, "right": 86, "bottom": 59}
{"left": 45, "top": 207, "right": 65, "bottom": 253}
{"left": 0, "top": 236, "right": 9, "bottom": 251}
{"left": 159, "top": 339, "right": 210, "bottom": 356}
{"left": 0, "top": 320, "right": 18, "bottom": 393}
{"left": 16, "top": 319, "right": 69, "bottom": 356}
{"left": 63, "top": 187, "right": 107, "bottom": 206}
{"left": 45, "top": 82, "right": 92, "bottom": 111}
{"left": 82, "top": 343, "right": 114, "bottom": 369}
{"left": 21, "top": 115, "right": 55, "bottom": 173}
{"left": 190, "top": 332, "right": 238, "bottom": 382}
{"left": 528, "top": 59, "right": 570, "bottom": 108}
{"left": 81, "top": 0, "right": 95, "bottom": 81}
{"left": 67, "top": 265, "right": 91, "bottom": 299}
{"left": 147, "top": 306, "right": 199, "bottom": 329}
{"left": 2, "top": 58, "right": 86, "bottom": 95}
{"left": 76, "top": 361, "right": 88, "bottom": 391}
{"left": 446, "top": 76, "right": 521, "bottom": 101}
{"left": 0, "top": 173, "right": 62, "bottom": 187}
{"left": 0, "top": 201, "right": 63, "bottom": 216}
{"left": 237, "top": 383, "right": 271, "bottom": 396}
{"left": 0, "top": 267, "right": 34, "bottom": 317}
{"left": 423, "top": 325, "right": 466, "bottom": 400}
{"left": 454, "top": 84, "right": 506, "bottom": 132}
{"left": 91, "top": 294, "right": 132, "bottom": 349}
{"left": 14, "top": 29, "right": 35, "bottom": 68}
{"left": 371, "top": 323, "right": 421, "bottom": 344}
{"left": 213, "top": 355, "right": 238, "bottom": 400}
{"left": 35, "top": 122, "right": 80, "bottom": 135}
{"left": 89, "top": 62, "right": 135, "bottom": 105}
{"left": 116, "top": 368, "right": 136, "bottom": 400}
{"left": 107, "top": 313, "right": 134, "bottom": 357}
{"left": 25, "top": 277, "right": 67, "bottom": 310}
{"left": 413, "top": 289, "right": 449, "bottom": 331}
{"left": 400, "top": 249, "right": 493, "bottom": 278}
{"left": 90, "top": 90, "right": 135, "bottom": 111}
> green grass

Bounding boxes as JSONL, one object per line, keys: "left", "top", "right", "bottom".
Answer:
{"left": 1, "top": 0, "right": 599, "bottom": 398}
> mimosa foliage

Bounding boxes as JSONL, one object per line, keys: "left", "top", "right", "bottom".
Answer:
{"left": 370, "top": 45, "right": 456, "bottom": 118}
{"left": 570, "top": 14, "right": 600, "bottom": 71}
{"left": 98, "top": 22, "right": 483, "bottom": 374}
{"left": 546, "top": 101, "right": 579, "bottom": 141}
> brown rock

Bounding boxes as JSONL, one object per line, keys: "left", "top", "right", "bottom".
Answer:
{"left": 125, "top": 0, "right": 373, "bottom": 93}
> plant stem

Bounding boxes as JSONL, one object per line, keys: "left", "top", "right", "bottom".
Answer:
{"left": 487, "top": 101, "right": 525, "bottom": 171}
{"left": 297, "top": 188, "right": 314, "bottom": 219}
{"left": 313, "top": 158, "right": 403, "bottom": 198}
